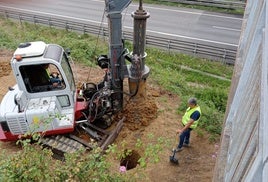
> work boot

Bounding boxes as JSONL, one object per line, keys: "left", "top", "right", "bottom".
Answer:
{"left": 175, "top": 147, "right": 183, "bottom": 152}
{"left": 183, "top": 143, "right": 190, "bottom": 147}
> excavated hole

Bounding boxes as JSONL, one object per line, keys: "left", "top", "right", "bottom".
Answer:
{"left": 120, "top": 149, "right": 141, "bottom": 170}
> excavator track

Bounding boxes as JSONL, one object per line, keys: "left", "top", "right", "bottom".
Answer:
{"left": 40, "top": 117, "right": 125, "bottom": 160}
{"left": 40, "top": 135, "right": 87, "bottom": 160}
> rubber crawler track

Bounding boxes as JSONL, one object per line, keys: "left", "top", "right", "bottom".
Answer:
{"left": 40, "top": 135, "right": 86, "bottom": 159}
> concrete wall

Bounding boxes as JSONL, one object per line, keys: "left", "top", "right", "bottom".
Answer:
{"left": 213, "top": 0, "right": 268, "bottom": 181}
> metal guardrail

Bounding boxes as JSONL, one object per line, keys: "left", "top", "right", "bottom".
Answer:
{"left": 0, "top": 6, "right": 237, "bottom": 64}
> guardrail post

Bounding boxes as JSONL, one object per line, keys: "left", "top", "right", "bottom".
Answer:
{"left": 83, "top": 25, "right": 85, "bottom": 34}
{"left": 221, "top": 49, "right": 227, "bottom": 64}
{"left": 4, "top": 11, "right": 7, "bottom": 19}
{"left": 49, "top": 18, "right": 52, "bottom": 27}
{"left": 100, "top": 27, "right": 106, "bottom": 41}
{"left": 33, "top": 15, "right": 36, "bottom": 25}
{"left": 65, "top": 22, "right": 69, "bottom": 31}
{"left": 122, "top": 32, "right": 126, "bottom": 40}
{"left": 19, "top": 15, "right": 22, "bottom": 25}
{"left": 99, "top": 27, "right": 104, "bottom": 39}
{"left": 223, "top": 49, "right": 227, "bottom": 59}
{"left": 193, "top": 43, "right": 197, "bottom": 54}
{"left": 167, "top": 40, "right": 171, "bottom": 53}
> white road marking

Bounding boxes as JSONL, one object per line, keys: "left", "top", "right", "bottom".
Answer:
{"left": 213, "top": 26, "right": 241, "bottom": 32}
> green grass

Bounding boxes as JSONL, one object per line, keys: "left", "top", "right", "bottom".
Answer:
{"left": 0, "top": 17, "right": 233, "bottom": 140}
{"left": 0, "top": 20, "right": 107, "bottom": 66}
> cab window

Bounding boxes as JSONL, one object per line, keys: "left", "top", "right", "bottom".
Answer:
{"left": 20, "top": 64, "right": 65, "bottom": 93}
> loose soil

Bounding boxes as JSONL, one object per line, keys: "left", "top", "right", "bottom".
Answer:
{"left": 0, "top": 49, "right": 219, "bottom": 181}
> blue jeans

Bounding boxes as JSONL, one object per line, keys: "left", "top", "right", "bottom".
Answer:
{"left": 177, "top": 128, "right": 192, "bottom": 149}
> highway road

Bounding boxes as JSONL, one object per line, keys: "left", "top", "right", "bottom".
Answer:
{"left": 0, "top": 0, "right": 243, "bottom": 47}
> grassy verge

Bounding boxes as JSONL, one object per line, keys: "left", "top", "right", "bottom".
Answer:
{"left": 146, "top": 48, "right": 232, "bottom": 140}
{"left": 0, "top": 17, "right": 233, "bottom": 140}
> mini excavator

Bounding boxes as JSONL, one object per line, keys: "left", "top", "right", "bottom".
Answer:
{"left": 0, "top": 0, "right": 150, "bottom": 155}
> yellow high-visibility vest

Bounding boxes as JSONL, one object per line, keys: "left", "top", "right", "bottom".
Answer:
{"left": 182, "top": 105, "right": 201, "bottom": 129}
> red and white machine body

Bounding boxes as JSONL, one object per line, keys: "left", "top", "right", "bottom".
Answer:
{"left": 0, "top": 41, "right": 79, "bottom": 141}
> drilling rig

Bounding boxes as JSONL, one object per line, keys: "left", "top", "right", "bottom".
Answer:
{"left": 0, "top": 0, "right": 150, "bottom": 154}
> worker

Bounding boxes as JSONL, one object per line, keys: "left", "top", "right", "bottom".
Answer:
{"left": 43, "top": 64, "right": 49, "bottom": 74}
{"left": 175, "top": 98, "right": 201, "bottom": 152}
{"left": 50, "top": 72, "right": 62, "bottom": 87}
{"left": 42, "top": 64, "right": 62, "bottom": 88}
{"left": 41, "top": 64, "right": 51, "bottom": 81}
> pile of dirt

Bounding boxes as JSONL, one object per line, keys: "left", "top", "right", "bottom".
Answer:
{"left": 0, "top": 50, "right": 12, "bottom": 77}
{"left": 0, "top": 61, "right": 11, "bottom": 77}
{"left": 0, "top": 50, "right": 15, "bottom": 100}
{"left": 117, "top": 95, "right": 158, "bottom": 131}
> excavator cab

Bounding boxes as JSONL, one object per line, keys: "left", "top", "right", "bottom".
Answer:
{"left": 0, "top": 41, "right": 76, "bottom": 141}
